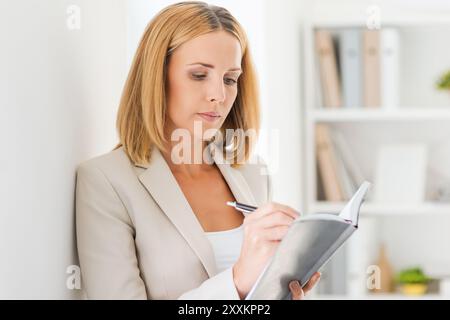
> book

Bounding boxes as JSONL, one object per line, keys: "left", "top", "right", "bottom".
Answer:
{"left": 330, "top": 129, "right": 365, "bottom": 188}
{"left": 339, "top": 29, "right": 362, "bottom": 108}
{"left": 380, "top": 28, "right": 400, "bottom": 109}
{"left": 315, "top": 30, "right": 342, "bottom": 108}
{"left": 246, "top": 182, "right": 371, "bottom": 300}
{"left": 315, "top": 124, "right": 344, "bottom": 201}
{"left": 363, "top": 30, "right": 381, "bottom": 108}
{"left": 331, "top": 138, "right": 356, "bottom": 200}
{"left": 329, "top": 129, "right": 367, "bottom": 201}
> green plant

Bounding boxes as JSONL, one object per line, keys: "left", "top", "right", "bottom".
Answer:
{"left": 437, "top": 70, "right": 450, "bottom": 90}
{"left": 395, "top": 267, "right": 431, "bottom": 285}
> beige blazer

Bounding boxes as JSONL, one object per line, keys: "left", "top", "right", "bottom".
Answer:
{"left": 75, "top": 144, "right": 272, "bottom": 299}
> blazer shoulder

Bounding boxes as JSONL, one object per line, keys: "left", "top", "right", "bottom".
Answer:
{"left": 76, "top": 146, "right": 131, "bottom": 174}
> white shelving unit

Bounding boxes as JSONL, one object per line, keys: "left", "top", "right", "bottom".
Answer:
{"left": 302, "top": 13, "right": 450, "bottom": 298}
{"left": 310, "top": 108, "right": 450, "bottom": 122}
{"left": 312, "top": 202, "right": 450, "bottom": 217}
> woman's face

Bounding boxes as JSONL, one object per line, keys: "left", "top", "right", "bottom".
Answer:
{"left": 165, "top": 30, "right": 242, "bottom": 142}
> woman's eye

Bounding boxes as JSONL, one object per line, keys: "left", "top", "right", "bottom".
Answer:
{"left": 191, "top": 73, "right": 237, "bottom": 86}
{"left": 224, "top": 78, "right": 237, "bottom": 85}
{"left": 191, "top": 74, "right": 206, "bottom": 80}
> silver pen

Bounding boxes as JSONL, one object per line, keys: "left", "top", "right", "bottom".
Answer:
{"left": 226, "top": 201, "right": 257, "bottom": 213}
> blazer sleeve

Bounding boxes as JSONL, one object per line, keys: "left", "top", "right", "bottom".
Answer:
{"left": 177, "top": 266, "right": 241, "bottom": 300}
{"left": 75, "top": 163, "right": 147, "bottom": 299}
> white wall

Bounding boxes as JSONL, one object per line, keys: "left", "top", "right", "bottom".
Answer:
{"left": 0, "top": 0, "right": 127, "bottom": 298}
{"left": 261, "top": 0, "right": 305, "bottom": 211}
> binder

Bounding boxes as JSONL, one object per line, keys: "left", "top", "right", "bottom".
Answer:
{"left": 363, "top": 30, "right": 381, "bottom": 108}
{"left": 339, "top": 29, "right": 362, "bottom": 108}
{"left": 315, "top": 30, "right": 342, "bottom": 108}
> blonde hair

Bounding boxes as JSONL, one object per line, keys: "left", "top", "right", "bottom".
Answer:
{"left": 114, "top": 1, "right": 260, "bottom": 168}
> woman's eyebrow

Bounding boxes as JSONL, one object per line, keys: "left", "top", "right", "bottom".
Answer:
{"left": 187, "top": 62, "right": 242, "bottom": 72}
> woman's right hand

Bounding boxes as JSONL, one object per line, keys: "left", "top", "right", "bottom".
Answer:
{"left": 232, "top": 202, "right": 300, "bottom": 299}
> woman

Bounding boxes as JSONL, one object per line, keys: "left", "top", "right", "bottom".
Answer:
{"left": 75, "top": 1, "right": 320, "bottom": 300}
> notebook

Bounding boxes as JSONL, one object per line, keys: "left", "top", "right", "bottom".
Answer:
{"left": 245, "top": 181, "right": 371, "bottom": 300}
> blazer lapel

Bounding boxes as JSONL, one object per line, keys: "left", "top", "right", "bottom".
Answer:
{"left": 209, "top": 143, "right": 258, "bottom": 212}
{"left": 136, "top": 144, "right": 257, "bottom": 278}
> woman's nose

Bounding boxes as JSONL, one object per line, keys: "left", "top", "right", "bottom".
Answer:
{"left": 207, "top": 78, "right": 226, "bottom": 103}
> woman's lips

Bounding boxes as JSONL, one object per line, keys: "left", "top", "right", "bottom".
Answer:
{"left": 196, "top": 112, "right": 221, "bottom": 122}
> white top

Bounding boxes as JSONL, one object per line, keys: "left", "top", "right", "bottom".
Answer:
{"left": 205, "top": 224, "right": 244, "bottom": 273}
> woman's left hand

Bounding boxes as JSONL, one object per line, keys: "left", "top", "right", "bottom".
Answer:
{"left": 289, "top": 272, "right": 321, "bottom": 300}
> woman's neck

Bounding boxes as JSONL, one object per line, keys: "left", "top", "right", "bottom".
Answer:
{"left": 161, "top": 137, "right": 216, "bottom": 178}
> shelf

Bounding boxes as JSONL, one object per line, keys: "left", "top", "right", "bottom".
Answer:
{"left": 308, "top": 15, "right": 450, "bottom": 29}
{"left": 309, "top": 108, "right": 450, "bottom": 122}
{"left": 309, "top": 201, "right": 450, "bottom": 216}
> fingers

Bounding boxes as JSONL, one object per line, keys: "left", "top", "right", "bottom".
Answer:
{"left": 251, "top": 202, "right": 300, "bottom": 220}
{"left": 289, "top": 280, "right": 304, "bottom": 300}
{"left": 255, "top": 211, "right": 296, "bottom": 229}
{"left": 303, "top": 272, "right": 321, "bottom": 293}
{"left": 290, "top": 273, "right": 321, "bottom": 300}
{"left": 244, "top": 225, "right": 290, "bottom": 243}
{"left": 270, "top": 203, "right": 300, "bottom": 219}
{"left": 263, "top": 225, "right": 291, "bottom": 241}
